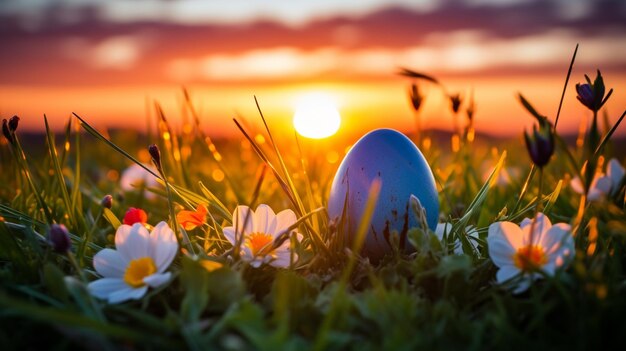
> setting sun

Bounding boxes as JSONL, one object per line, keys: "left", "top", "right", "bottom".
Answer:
{"left": 293, "top": 93, "right": 341, "bottom": 139}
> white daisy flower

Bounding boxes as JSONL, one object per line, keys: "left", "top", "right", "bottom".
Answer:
{"left": 487, "top": 213, "right": 574, "bottom": 294}
{"left": 435, "top": 223, "right": 479, "bottom": 255}
{"left": 570, "top": 158, "right": 625, "bottom": 201}
{"left": 88, "top": 222, "right": 178, "bottom": 304}
{"left": 119, "top": 163, "right": 160, "bottom": 199}
{"left": 223, "top": 204, "right": 301, "bottom": 268}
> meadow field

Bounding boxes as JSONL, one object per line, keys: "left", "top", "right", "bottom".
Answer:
{"left": 1, "top": 62, "right": 625, "bottom": 350}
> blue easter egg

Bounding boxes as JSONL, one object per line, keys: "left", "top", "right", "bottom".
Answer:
{"left": 327, "top": 128, "right": 439, "bottom": 261}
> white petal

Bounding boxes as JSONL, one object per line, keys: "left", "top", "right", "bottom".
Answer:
{"left": 520, "top": 212, "right": 552, "bottom": 230}
{"left": 570, "top": 176, "right": 584, "bottom": 195}
{"left": 240, "top": 247, "right": 254, "bottom": 263}
{"left": 223, "top": 226, "right": 237, "bottom": 246}
{"left": 542, "top": 262, "right": 557, "bottom": 276}
{"left": 512, "top": 277, "right": 532, "bottom": 294}
{"left": 466, "top": 225, "right": 479, "bottom": 238}
{"left": 108, "top": 286, "right": 148, "bottom": 304}
{"left": 149, "top": 222, "right": 178, "bottom": 273}
{"left": 120, "top": 164, "right": 158, "bottom": 188}
{"left": 143, "top": 272, "right": 172, "bottom": 288}
{"left": 520, "top": 213, "right": 551, "bottom": 233}
{"left": 271, "top": 249, "right": 295, "bottom": 268}
{"left": 274, "top": 209, "right": 297, "bottom": 236}
{"left": 594, "top": 176, "right": 612, "bottom": 195}
{"left": 547, "top": 229, "right": 575, "bottom": 269}
{"left": 552, "top": 244, "right": 574, "bottom": 269}
{"left": 435, "top": 223, "right": 452, "bottom": 240}
{"left": 249, "top": 259, "right": 263, "bottom": 268}
{"left": 116, "top": 223, "right": 151, "bottom": 261}
{"left": 520, "top": 213, "right": 551, "bottom": 246}
{"left": 607, "top": 158, "right": 625, "bottom": 188}
{"left": 93, "top": 248, "right": 128, "bottom": 278}
{"left": 587, "top": 188, "right": 603, "bottom": 201}
{"left": 495, "top": 265, "right": 519, "bottom": 284}
{"left": 488, "top": 221, "right": 523, "bottom": 267}
{"left": 540, "top": 223, "right": 572, "bottom": 256}
{"left": 120, "top": 164, "right": 145, "bottom": 191}
{"left": 233, "top": 206, "right": 254, "bottom": 235}
{"left": 88, "top": 278, "right": 128, "bottom": 300}
{"left": 253, "top": 204, "right": 277, "bottom": 234}
{"left": 488, "top": 236, "right": 516, "bottom": 267}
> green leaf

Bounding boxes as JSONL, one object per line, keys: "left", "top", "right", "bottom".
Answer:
{"left": 102, "top": 208, "right": 121, "bottom": 230}
{"left": 64, "top": 276, "right": 104, "bottom": 321}
{"left": 0, "top": 222, "right": 36, "bottom": 282}
{"left": 205, "top": 266, "right": 246, "bottom": 312}
{"left": 436, "top": 254, "right": 472, "bottom": 279}
{"left": 453, "top": 151, "right": 506, "bottom": 242}
{"left": 593, "top": 110, "right": 626, "bottom": 158}
{"left": 397, "top": 68, "right": 441, "bottom": 84}
{"left": 518, "top": 93, "right": 547, "bottom": 123}
{"left": 0, "top": 292, "right": 179, "bottom": 348}
{"left": 43, "top": 263, "right": 70, "bottom": 304}
{"left": 207, "top": 299, "right": 269, "bottom": 348}
{"left": 44, "top": 115, "right": 76, "bottom": 229}
{"left": 180, "top": 256, "right": 210, "bottom": 322}
{"left": 270, "top": 270, "right": 316, "bottom": 328}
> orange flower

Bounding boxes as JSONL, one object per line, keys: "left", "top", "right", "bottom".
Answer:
{"left": 177, "top": 204, "right": 207, "bottom": 231}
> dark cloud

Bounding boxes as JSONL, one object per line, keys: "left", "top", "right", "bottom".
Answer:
{"left": 0, "top": 0, "right": 624, "bottom": 85}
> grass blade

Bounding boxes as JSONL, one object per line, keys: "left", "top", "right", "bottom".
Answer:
{"left": 44, "top": 115, "right": 81, "bottom": 231}
{"left": 554, "top": 43, "right": 578, "bottom": 129}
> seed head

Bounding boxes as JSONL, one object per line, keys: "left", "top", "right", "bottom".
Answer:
{"left": 148, "top": 144, "right": 162, "bottom": 170}
{"left": 409, "top": 83, "right": 424, "bottom": 112}
{"left": 449, "top": 93, "right": 462, "bottom": 114}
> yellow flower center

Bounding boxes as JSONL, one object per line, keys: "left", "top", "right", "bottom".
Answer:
{"left": 124, "top": 257, "right": 157, "bottom": 288}
{"left": 246, "top": 232, "right": 274, "bottom": 257}
{"left": 513, "top": 245, "right": 547, "bottom": 272}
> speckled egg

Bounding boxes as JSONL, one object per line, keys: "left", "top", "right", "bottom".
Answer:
{"left": 327, "top": 128, "right": 439, "bottom": 261}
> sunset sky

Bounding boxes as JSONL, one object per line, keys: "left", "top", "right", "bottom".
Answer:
{"left": 1, "top": 0, "right": 625, "bottom": 139}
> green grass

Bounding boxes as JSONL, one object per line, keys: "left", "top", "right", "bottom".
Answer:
{"left": 1, "top": 67, "right": 626, "bottom": 350}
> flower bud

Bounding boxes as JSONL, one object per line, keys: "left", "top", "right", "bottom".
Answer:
{"left": 576, "top": 70, "right": 613, "bottom": 112}
{"left": 123, "top": 207, "right": 148, "bottom": 225}
{"left": 8, "top": 115, "right": 19, "bottom": 132}
{"left": 2, "top": 119, "right": 12, "bottom": 144}
{"left": 575, "top": 84, "right": 594, "bottom": 110}
{"left": 48, "top": 224, "right": 72, "bottom": 253}
{"left": 409, "top": 83, "right": 424, "bottom": 112}
{"left": 524, "top": 121, "right": 554, "bottom": 168}
{"left": 449, "top": 93, "right": 462, "bottom": 114}
{"left": 409, "top": 194, "right": 428, "bottom": 230}
{"left": 148, "top": 144, "right": 161, "bottom": 170}
{"left": 101, "top": 194, "right": 113, "bottom": 209}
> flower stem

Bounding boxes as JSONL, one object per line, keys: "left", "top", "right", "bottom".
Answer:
{"left": 161, "top": 166, "right": 195, "bottom": 256}
{"left": 529, "top": 167, "right": 544, "bottom": 245}
{"left": 78, "top": 209, "right": 103, "bottom": 265}
{"left": 413, "top": 109, "right": 421, "bottom": 146}
{"left": 573, "top": 192, "right": 587, "bottom": 238}
{"left": 536, "top": 167, "right": 545, "bottom": 215}
{"left": 67, "top": 251, "right": 87, "bottom": 283}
